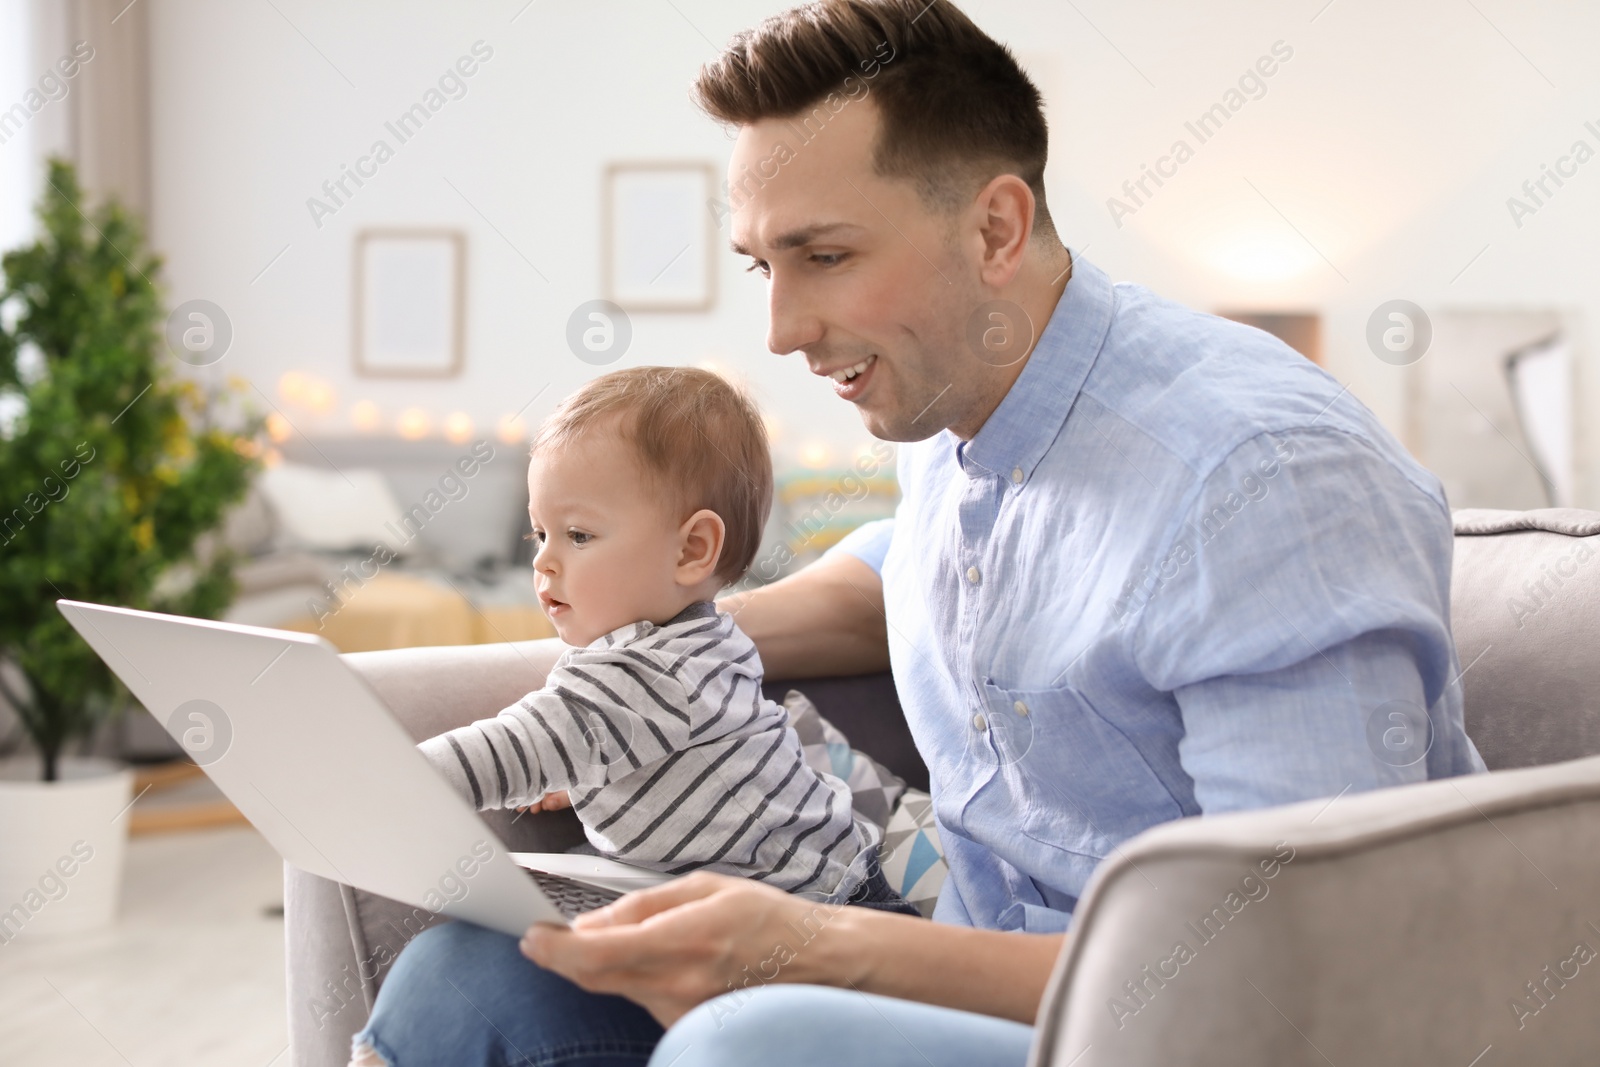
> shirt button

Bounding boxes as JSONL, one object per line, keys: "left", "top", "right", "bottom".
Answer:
{"left": 1012, "top": 467, "right": 1024, "bottom": 485}
{"left": 1013, "top": 700, "right": 1030, "bottom": 717}
{"left": 973, "top": 712, "right": 988, "bottom": 732}
{"left": 966, "top": 565, "right": 981, "bottom": 585}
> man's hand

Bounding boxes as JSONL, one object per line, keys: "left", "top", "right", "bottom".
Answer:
{"left": 521, "top": 871, "right": 1066, "bottom": 1028}
{"left": 520, "top": 872, "right": 856, "bottom": 1026}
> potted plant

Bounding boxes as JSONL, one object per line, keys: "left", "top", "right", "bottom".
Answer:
{"left": 0, "top": 160, "right": 262, "bottom": 938}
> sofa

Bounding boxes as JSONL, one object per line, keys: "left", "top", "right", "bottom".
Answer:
{"left": 285, "top": 507, "right": 1600, "bottom": 1066}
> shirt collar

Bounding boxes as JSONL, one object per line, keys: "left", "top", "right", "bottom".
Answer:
{"left": 955, "top": 252, "right": 1115, "bottom": 487}
{"left": 590, "top": 599, "right": 719, "bottom": 650}
{"left": 664, "top": 599, "right": 718, "bottom": 626}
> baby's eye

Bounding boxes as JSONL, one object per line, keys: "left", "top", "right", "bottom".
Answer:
{"left": 524, "top": 528, "right": 546, "bottom": 545}
{"left": 567, "top": 529, "right": 593, "bottom": 547}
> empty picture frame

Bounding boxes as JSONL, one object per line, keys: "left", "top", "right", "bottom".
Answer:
{"left": 1217, "top": 311, "right": 1323, "bottom": 365}
{"left": 1408, "top": 310, "right": 1572, "bottom": 511}
{"left": 354, "top": 230, "right": 466, "bottom": 378}
{"left": 603, "top": 162, "right": 716, "bottom": 312}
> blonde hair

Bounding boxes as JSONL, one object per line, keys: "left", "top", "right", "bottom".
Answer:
{"left": 531, "top": 366, "right": 773, "bottom": 584}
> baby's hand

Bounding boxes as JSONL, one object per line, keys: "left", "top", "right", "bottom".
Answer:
{"left": 516, "top": 791, "right": 572, "bottom": 814}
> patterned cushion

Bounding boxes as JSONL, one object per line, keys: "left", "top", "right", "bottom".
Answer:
{"left": 875, "top": 788, "right": 946, "bottom": 918}
{"left": 782, "top": 689, "right": 907, "bottom": 830}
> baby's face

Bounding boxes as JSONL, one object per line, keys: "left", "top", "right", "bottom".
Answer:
{"left": 526, "top": 431, "right": 689, "bottom": 647}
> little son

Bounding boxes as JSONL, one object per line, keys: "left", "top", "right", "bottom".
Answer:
{"left": 418, "top": 366, "right": 912, "bottom": 910}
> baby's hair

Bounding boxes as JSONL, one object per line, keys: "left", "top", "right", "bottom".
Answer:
{"left": 530, "top": 366, "right": 774, "bottom": 585}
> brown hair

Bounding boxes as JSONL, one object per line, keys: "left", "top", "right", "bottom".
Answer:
{"left": 692, "top": 0, "right": 1055, "bottom": 237}
{"left": 531, "top": 366, "right": 773, "bottom": 585}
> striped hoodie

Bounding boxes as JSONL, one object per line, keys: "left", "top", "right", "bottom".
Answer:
{"left": 417, "top": 601, "right": 881, "bottom": 899}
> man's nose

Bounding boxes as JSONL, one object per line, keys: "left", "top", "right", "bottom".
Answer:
{"left": 766, "top": 274, "right": 822, "bottom": 357}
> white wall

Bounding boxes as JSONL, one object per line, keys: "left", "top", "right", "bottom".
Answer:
{"left": 142, "top": 0, "right": 1600, "bottom": 501}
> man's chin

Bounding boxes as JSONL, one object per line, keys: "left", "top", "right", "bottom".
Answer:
{"left": 857, "top": 403, "right": 944, "bottom": 444}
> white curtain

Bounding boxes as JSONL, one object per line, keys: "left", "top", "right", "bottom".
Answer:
{"left": 1, "top": 0, "right": 150, "bottom": 243}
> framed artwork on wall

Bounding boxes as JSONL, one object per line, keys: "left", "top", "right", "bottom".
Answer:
{"left": 353, "top": 229, "right": 466, "bottom": 378}
{"left": 603, "top": 162, "right": 717, "bottom": 313}
{"left": 1407, "top": 309, "right": 1574, "bottom": 510}
{"left": 1217, "top": 311, "right": 1323, "bottom": 365}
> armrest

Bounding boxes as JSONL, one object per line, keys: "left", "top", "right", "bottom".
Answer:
{"left": 341, "top": 637, "right": 564, "bottom": 741}
{"left": 287, "top": 639, "right": 587, "bottom": 1067}
{"left": 1028, "top": 755, "right": 1600, "bottom": 1066}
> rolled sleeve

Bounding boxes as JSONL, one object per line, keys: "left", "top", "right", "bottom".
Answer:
{"left": 1175, "top": 632, "right": 1436, "bottom": 812}
{"left": 1133, "top": 428, "right": 1484, "bottom": 813}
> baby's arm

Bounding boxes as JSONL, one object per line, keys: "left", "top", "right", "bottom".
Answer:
{"left": 416, "top": 650, "right": 685, "bottom": 810}
{"left": 417, "top": 687, "right": 565, "bottom": 810}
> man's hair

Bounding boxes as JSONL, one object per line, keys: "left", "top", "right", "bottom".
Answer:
{"left": 531, "top": 366, "right": 773, "bottom": 585}
{"left": 692, "top": 0, "right": 1055, "bottom": 238}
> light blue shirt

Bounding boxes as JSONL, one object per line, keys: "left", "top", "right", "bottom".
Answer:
{"left": 829, "top": 255, "right": 1485, "bottom": 934}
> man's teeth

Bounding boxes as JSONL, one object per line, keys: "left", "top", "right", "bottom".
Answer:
{"left": 831, "top": 357, "right": 873, "bottom": 383}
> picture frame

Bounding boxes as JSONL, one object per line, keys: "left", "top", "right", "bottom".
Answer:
{"left": 353, "top": 229, "right": 466, "bottom": 378}
{"left": 1405, "top": 309, "right": 1571, "bottom": 510}
{"left": 1216, "top": 310, "right": 1323, "bottom": 365}
{"left": 602, "top": 162, "right": 717, "bottom": 313}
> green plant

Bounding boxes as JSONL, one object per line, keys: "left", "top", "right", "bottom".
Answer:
{"left": 0, "top": 159, "right": 263, "bottom": 782}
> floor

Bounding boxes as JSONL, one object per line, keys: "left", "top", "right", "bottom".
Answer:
{"left": 0, "top": 824, "right": 292, "bottom": 1066}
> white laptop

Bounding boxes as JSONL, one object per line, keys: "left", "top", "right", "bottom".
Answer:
{"left": 57, "top": 598, "right": 671, "bottom": 936}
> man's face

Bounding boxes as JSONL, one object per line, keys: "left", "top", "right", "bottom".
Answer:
{"left": 728, "top": 99, "right": 990, "bottom": 442}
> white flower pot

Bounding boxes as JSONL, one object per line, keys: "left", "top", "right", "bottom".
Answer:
{"left": 0, "top": 756, "right": 133, "bottom": 943}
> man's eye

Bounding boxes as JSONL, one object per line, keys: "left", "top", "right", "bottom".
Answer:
{"left": 568, "top": 529, "right": 593, "bottom": 547}
{"left": 745, "top": 259, "right": 770, "bottom": 278}
{"left": 812, "top": 253, "right": 848, "bottom": 267}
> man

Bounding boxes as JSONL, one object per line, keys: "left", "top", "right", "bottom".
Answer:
{"left": 350, "top": 3, "right": 1483, "bottom": 1065}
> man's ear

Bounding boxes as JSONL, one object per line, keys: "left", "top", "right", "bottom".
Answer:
{"left": 971, "top": 173, "right": 1036, "bottom": 290}
{"left": 676, "top": 509, "right": 727, "bottom": 587}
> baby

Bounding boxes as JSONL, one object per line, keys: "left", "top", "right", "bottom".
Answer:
{"left": 418, "top": 366, "right": 908, "bottom": 908}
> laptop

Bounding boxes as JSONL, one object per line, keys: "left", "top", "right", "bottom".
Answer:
{"left": 57, "top": 598, "right": 671, "bottom": 937}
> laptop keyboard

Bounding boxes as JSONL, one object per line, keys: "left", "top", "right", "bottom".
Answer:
{"left": 527, "top": 869, "right": 625, "bottom": 919}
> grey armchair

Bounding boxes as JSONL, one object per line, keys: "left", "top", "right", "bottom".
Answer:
{"left": 287, "top": 508, "right": 1600, "bottom": 1067}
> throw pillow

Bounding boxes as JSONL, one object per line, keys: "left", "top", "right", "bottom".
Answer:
{"left": 875, "top": 788, "right": 946, "bottom": 919}
{"left": 781, "top": 689, "right": 906, "bottom": 831}
{"left": 257, "top": 462, "right": 412, "bottom": 555}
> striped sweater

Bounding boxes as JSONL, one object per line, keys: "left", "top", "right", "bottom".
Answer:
{"left": 417, "top": 601, "right": 880, "bottom": 899}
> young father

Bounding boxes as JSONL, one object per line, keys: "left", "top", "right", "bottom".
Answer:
{"left": 351, "top": 2, "right": 1484, "bottom": 1065}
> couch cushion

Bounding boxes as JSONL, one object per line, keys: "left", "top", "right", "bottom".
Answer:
{"left": 1450, "top": 508, "right": 1600, "bottom": 769}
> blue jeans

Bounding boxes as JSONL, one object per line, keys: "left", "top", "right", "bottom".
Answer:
{"left": 354, "top": 920, "right": 662, "bottom": 1066}
{"left": 355, "top": 904, "right": 1032, "bottom": 1065}
{"left": 651, "top": 985, "right": 1034, "bottom": 1067}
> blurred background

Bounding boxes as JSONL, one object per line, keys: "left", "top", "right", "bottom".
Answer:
{"left": 0, "top": 0, "right": 1594, "bottom": 1063}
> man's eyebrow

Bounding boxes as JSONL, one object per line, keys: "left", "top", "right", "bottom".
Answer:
{"left": 730, "top": 222, "right": 862, "bottom": 256}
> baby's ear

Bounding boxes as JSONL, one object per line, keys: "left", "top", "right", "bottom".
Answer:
{"left": 678, "top": 508, "right": 727, "bottom": 583}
